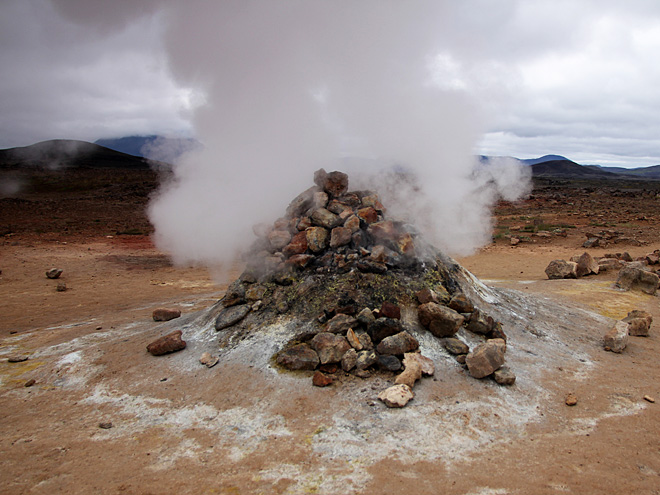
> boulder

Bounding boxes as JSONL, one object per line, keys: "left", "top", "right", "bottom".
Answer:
{"left": 277, "top": 343, "right": 319, "bottom": 370}
{"left": 306, "top": 227, "right": 329, "bottom": 253}
{"left": 325, "top": 313, "right": 358, "bottom": 334}
{"left": 147, "top": 330, "right": 186, "bottom": 356}
{"left": 597, "top": 258, "right": 623, "bottom": 272}
{"left": 465, "top": 339, "right": 506, "bottom": 378}
{"left": 418, "top": 302, "right": 464, "bottom": 337}
{"left": 615, "top": 267, "right": 660, "bottom": 295}
{"left": 215, "top": 304, "right": 250, "bottom": 330}
{"left": 443, "top": 337, "right": 469, "bottom": 355}
{"left": 545, "top": 260, "right": 577, "bottom": 279}
{"left": 378, "top": 384, "right": 414, "bottom": 408}
{"left": 395, "top": 354, "right": 423, "bottom": 389}
{"left": 603, "top": 321, "right": 629, "bottom": 353}
{"left": 341, "top": 348, "right": 358, "bottom": 371}
{"left": 152, "top": 308, "right": 181, "bottom": 322}
{"left": 576, "top": 252, "right": 599, "bottom": 277}
{"left": 376, "top": 331, "right": 419, "bottom": 355}
{"left": 310, "top": 332, "right": 351, "bottom": 364}
{"left": 493, "top": 366, "right": 516, "bottom": 385}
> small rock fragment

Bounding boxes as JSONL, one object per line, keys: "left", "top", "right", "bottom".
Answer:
{"left": 565, "top": 393, "right": 578, "bottom": 406}
{"left": 199, "top": 352, "right": 219, "bottom": 368}
{"left": 325, "top": 314, "right": 358, "bottom": 334}
{"left": 24, "top": 379, "right": 36, "bottom": 387}
{"left": 8, "top": 355, "right": 29, "bottom": 363}
{"left": 493, "top": 366, "right": 516, "bottom": 386}
{"left": 341, "top": 348, "right": 358, "bottom": 372}
{"left": 346, "top": 328, "right": 363, "bottom": 351}
{"left": 99, "top": 422, "right": 113, "bottom": 429}
{"left": 312, "top": 371, "right": 333, "bottom": 387}
{"left": 443, "top": 337, "right": 469, "bottom": 355}
{"left": 378, "top": 384, "right": 414, "bottom": 408}
{"left": 603, "top": 321, "right": 629, "bottom": 353}
{"left": 146, "top": 330, "right": 187, "bottom": 356}
{"left": 395, "top": 354, "right": 423, "bottom": 389}
{"left": 46, "top": 268, "right": 63, "bottom": 279}
{"left": 56, "top": 282, "right": 67, "bottom": 292}
{"left": 152, "top": 308, "right": 182, "bottom": 322}
{"left": 643, "top": 395, "right": 655, "bottom": 403}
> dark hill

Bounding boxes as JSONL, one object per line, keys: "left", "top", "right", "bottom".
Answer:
{"left": 531, "top": 159, "right": 620, "bottom": 178}
{"left": 0, "top": 139, "right": 169, "bottom": 170}
{"left": 95, "top": 135, "right": 201, "bottom": 160}
{"left": 521, "top": 154, "right": 568, "bottom": 166}
{"left": 585, "top": 164, "right": 660, "bottom": 179}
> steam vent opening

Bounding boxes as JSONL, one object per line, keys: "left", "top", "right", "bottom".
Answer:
{"left": 200, "top": 169, "right": 607, "bottom": 408}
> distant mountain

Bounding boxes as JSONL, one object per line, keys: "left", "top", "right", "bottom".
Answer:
{"left": 520, "top": 154, "right": 568, "bottom": 166}
{"left": 95, "top": 135, "right": 201, "bottom": 161}
{"left": 0, "top": 139, "right": 166, "bottom": 170}
{"left": 585, "top": 164, "right": 660, "bottom": 179}
{"left": 530, "top": 159, "right": 620, "bottom": 178}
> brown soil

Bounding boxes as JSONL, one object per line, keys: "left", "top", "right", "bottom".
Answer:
{"left": 1, "top": 170, "right": 660, "bottom": 494}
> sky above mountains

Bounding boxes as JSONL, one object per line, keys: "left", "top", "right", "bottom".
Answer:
{"left": 1, "top": 0, "right": 659, "bottom": 168}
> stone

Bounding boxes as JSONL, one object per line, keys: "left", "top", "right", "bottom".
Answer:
{"left": 245, "top": 284, "right": 267, "bottom": 301}
{"left": 152, "top": 308, "right": 181, "bottom": 322}
{"left": 24, "top": 379, "right": 36, "bottom": 387}
{"left": 368, "top": 220, "right": 396, "bottom": 241}
{"left": 545, "top": 260, "right": 577, "bottom": 279}
{"left": 598, "top": 258, "right": 624, "bottom": 272}
{"left": 416, "top": 286, "right": 450, "bottom": 305}
{"left": 377, "top": 354, "right": 402, "bottom": 371}
{"left": 380, "top": 301, "right": 401, "bottom": 320}
{"left": 199, "top": 352, "right": 219, "bottom": 368}
{"left": 357, "top": 206, "right": 378, "bottom": 224}
{"left": 406, "top": 352, "right": 435, "bottom": 376}
{"left": 455, "top": 354, "right": 467, "bottom": 364}
{"left": 448, "top": 293, "right": 474, "bottom": 313}
{"left": 221, "top": 280, "right": 246, "bottom": 307}
{"left": 443, "top": 337, "right": 469, "bottom": 355}
{"left": 357, "top": 307, "right": 376, "bottom": 326}
{"left": 268, "top": 230, "right": 292, "bottom": 251}
{"left": 644, "top": 395, "right": 655, "bottom": 403}
{"left": 7, "top": 355, "right": 29, "bottom": 363}
{"left": 368, "top": 317, "right": 403, "bottom": 343}
{"left": 147, "top": 330, "right": 187, "bottom": 356}
{"left": 466, "top": 309, "right": 493, "bottom": 335}
{"left": 318, "top": 363, "right": 339, "bottom": 373}
{"left": 326, "top": 199, "right": 352, "bottom": 216}
{"left": 378, "top": 384, "right": 414, "bottom": 408}
{"left": 361, "top": 194, "right": 385, "bottom": 212}
{"left": 355, "top": 350, "right": 378, "bottom": 370}
{"left": 357, "top": 332, "right": 374, "bottom": 350}
{"left": 313, "top": 168, "right": 328, "bottom": 188}
{"left": 565, "top": 393, "right": 578, "bottom": 406}
{"left": 583, "top": 237, "right": 600, "bottom": 248}
{"left": 276, "top": 343, "right": 319, "bottom": 370}
{"left": 286, "top": 254, "right": 314, "bottom": 268}
{"left": 215, "top": 304, "right": 250, "bottom": 330}
{"left": 283, "top": 232, "right": 308, "bottom": 257}
{"left": 493, "top": 366, "right": 516, "bottom": 385}
{"left": 376, "top": 331, "right": 419, "bottom": 355}
{"left": 322, "top": 171, "right": 349, "bottom": 197}
{"left": 325, "top": 314, "right": 358, "bottom": 334}
{"left": 395, "top": 354, "right": 423, "bottom": 389}
{"left": 344, "top": 215, "right": 361, "bottom": 233}
{"left": 576, "top": 252, "right": 599, "bottom": 277}
{"left": 312, "top": 371, "right": 333, "bottom": 387}
{"left": 341, "top": 348, "right": 358, "bottom": 371}
{"left": 306, "top": 227, "right": 329, "bottom": 253}
{"left": 396, "top": 233, "right": 415, "bottom": 255}
{"left": 346, "top": 328, "right": 363, "bottom": 350}
{"left": 646, "top": 253, "right": 660, "bottom": 265}
{"left": 286, "top": 186, "right": 315, "bottom": 218}
{"left": 56, "top": 282, "right": 67, "bottom": 292}
{"left": 625, "top": 315, "right": 651, "bottom": 337}
{"left": 313, "top": 191, "right": 329, "bottom": 209}
{"left": 615, "top": 267, "right": 660, "bottom": 295}
{"left": 310, "top": 332, "right": 351, "bottom": 364}
{"left": 603, "top": 320, "right": 629, "bottom": 353}
{"left": 330, "top": 227, "right": 353, "bottom": 248}
{"left": 418, "top": 302, "right": 464, "bottom": 337}
{"left": 99, "top": 422, "right": 113, "bottom": 429}
{"left": 357, "top": 260, "right": 387, "bottom": 274}
{"left": 46, "top": 268, "right": 63, "bottom": 279}
{"left": 465, "top": 339, "right": 506, "bottom": 378}
{"left": 311, "top": 208, "right": 341, "bottom": 229}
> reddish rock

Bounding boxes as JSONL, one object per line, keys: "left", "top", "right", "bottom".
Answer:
{"left": 312, "top": 371, "right": 333, "bottom": 387}
{"left": 152, "top": 308, "right": 182, "bottom": 322}
{"left": 448, "top": 294, "right": 474, "bottom": 313}
{"left": 361, "top": 194, "right": 385, "bottom": 212}
{"left": 416, "top": 286, "right": 450, "bottom": 304}
{"left": 306, "top": 227, "right": 329, "bottom": 253}
{"left": 330, "top": 227, "right": 353, "bottom": 248}
{"left": 276, "top": 343, "right": 319, "bottom": 370}
{"left": 283, "top": 232, "right": 308, "bottom": 257}
{"left": 368, "top": 220, "right": 396, "bottom": 240}
{"left": 346, "top": 328, "right": 363, "bottom": 350}
{"left": 418, "top": 302, "right": 464, "bottom": 337}
{"left": 318, "top": 363, "right": 339, "bottom": 374}
{"left": 380, "top": 301, "right": 401, "bottom": 319}
{"left": 286, "top": 254, "right": 314, "bottom": 268}
{"left": 147, "top": 330, "right": 187, "bottom": 356}
{"left": 357, "top": 206, "right": 378, "bottom": 224}
{"left": 322, "top": 171, "right": 349, "bottom": 197}
{"left": 465, "top": 339, "right": 506, "bottom": 378}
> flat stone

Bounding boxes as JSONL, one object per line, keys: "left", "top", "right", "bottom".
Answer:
{"left": 418, "top": 302, "right": 464, "bottom": 337}
{"left": 312, "top": 371, "right": 333, "bottom": 387}
{"left": 276, "top": 343, "right": 319, "bottom": 370}
{"left": 356, "top": 260, "right": 387, "bottom": 274}
{"left": 376, "top": 331, "right": 419, "bottom": 355}
{"left": 310, "top": 332, "right": 351, "bottom": 364}
{"left": 443, "top": 337, "right": 469, "bottom": 355}
{"left": 493, "top": 366, "right": 516, "bottom": 385}
{"left": 8, "top": 355, "right": 29, "bottom": 363}
{"left": 378, "top": 384, "right": 414, "bottom": 408}
{"left": 215, "top": 304, "right": 250, "bottom": 330}
{"left": 465, "top": 339, "right": 506, "bottom": 378}
{"left": 147, "top": 330, "right": 186, "bottom": 356}
{"left": 199, "top": 352, "right": 219, "bottom": 368}
{"left": 615, "top": 267, "right": 660, "bottom": 295}
{"left": 152, "top": 308, "right": 181, "bottom": 322}
{"left": 604, "top": 320, "right": 629, "bottom": 353}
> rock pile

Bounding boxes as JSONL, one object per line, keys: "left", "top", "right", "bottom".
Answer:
{"left": 207, "top": 170, "right": 515, "bottom": 408}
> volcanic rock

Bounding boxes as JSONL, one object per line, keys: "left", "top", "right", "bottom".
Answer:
{"left": 345, "top": 328, "right": 363, "bottom": 350}
{"left": 355, "top": 350, "right": 378, "bottom": 370}
{"left": 325, "top": 313, "right": 358, "bottom": 334}
{"left": 283, "top": 232, "right": 308, "bottom": 257}
{"left": 368, "top": 317, "right": 403, "bottom": 343}
{"left": 306, "top": 227, "right": 329, "bottom": 253}
{"left": 603, "top": 321, "right": 629, "bottom": 353}
{"left": 545, "top": 260, "right": 577, "bottom": 279}
{"left": 465, "top": 339, "right": 506, "bottom": 378}
{"left": 575, "top": 252, "right": 599, "bottom": 277}
{"left": 415, "top": 287, "right": 449, "bottom": 304}
{"left": 357, "top": 332, "right": 374, "bottom": 350}
{"left": 312, "top": 371, "right": 333, "bottom": 387}
{"left": 341, "top": 348, "right": 358, "bottom": 371}
{"left": 268, "top": 230, "right": 292, "bottom": 251}
{"left": 215, "top": 304, "right": 251, "bottom": 330}
{"left": 377, "top": 354, "right": 402, "bottom": 372}
{"left": 277, "top": 343, "right": 319, "bottom": 370}
{"left": 466, "top": 309, "right": 493, "bottom": 335}
{"left": 322, "top": 171, "right": 349, "bottom": 197}
{"left": 615, "top": 267, "right": 660, "bottom": 295}
{"left": 395, "top": 353, "right": 423, "bottom": 389}
{"left": 623, "top": 310, "right": 653, "bottom": 337}
{"left": 310, "top": 332, "right": 351, "bottom": 364}
{"left": 147, "top": 330, "right": 186, "bottom": 356}
{"left": 376, "top": 331, "right": 419, "bottom": 356}
{"left": 152, "top": 308, "right": 181, "bottom": 322}
{"left": 329, "top": 227, "right": 353, "bottom": 248}
{"left": 448, "top": 293, "right": 474, "bottom": 313}
{"left": 357, "top": 206, "right": 378, "bottom": 224}
{"left": 311, "top": 208, "right": 341, "bottom": 229}
{"left": 356, "top": 307, "right": 375, "bottom": 326}
{"left": 418, "top": 302, "right": 464, "bottom": 337}
{"left": 493, "top": 366, "right": 516, "bottom": 385}
{"left": 443, "top": 337, "right": 469, "bottom": 355}
{"left": 368, "top": 220, "right": 396, "bottom": 241}
{"left": 344, "top": 215, "right": 361, "bottom": 233}
{"left": 46, "top": 268, "right": 63, "bottom": 279}
{"left": 380, "top": 301, "right": 401, "bottom": 319}
{"left": 286, "top": 254, "right": 314, "bottom": 268}
{"left": 598, "top": 258, "right": 624, "bottom": 272}
{"left": 378, "top": 384, "right": 414, "bottom": 408}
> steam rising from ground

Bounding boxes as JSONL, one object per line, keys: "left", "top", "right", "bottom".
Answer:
{"left": 140, "top": 1, "right": 532, "bottom": 267}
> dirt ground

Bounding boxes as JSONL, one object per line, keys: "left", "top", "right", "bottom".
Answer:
{"left": 1, "top": 172, "right": 660, "bottom": 494}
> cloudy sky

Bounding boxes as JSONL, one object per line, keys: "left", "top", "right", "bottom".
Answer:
{"left": 1, "top": 0, "right": 659, "bottom": 168}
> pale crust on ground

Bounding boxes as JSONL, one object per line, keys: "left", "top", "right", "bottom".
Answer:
{"left": 1, "top": 228, "right": 659, "bottom": 493}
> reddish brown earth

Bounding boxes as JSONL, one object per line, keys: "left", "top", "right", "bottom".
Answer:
{"left": 1, "top": 170, "right": 660, "bottom": 494}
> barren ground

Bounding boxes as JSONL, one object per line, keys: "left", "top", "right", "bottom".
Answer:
{"left": 1, "top": 171, "right": 659, "bottom": 494}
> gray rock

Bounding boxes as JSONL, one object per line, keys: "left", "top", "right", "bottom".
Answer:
{"left": 215, "top": 304, "right": 250, "bottom": 330}
{"left": 465, "top": 339, "right": 506, "bottom": 378}
{"left": 310, "top": 332, "right": 351, "bottom": 364}
{"left": 277, "top": 343, "right": 319, "bottom": 370}
{"left": 356, "top": 307, "right": 376, "bottom": 326}
{"left": 376, "top": 331, "right": 419, "bottom": 355}
{"left": 357, "top": 332, "right": 374, "bottom": 350}
{"left": 443, "top": 337, "right": 469, "bottom": 355}
{"left": 341, "top": 348, "right": 358, "bottom": 372}
{"left": 418, "top": 302, "right": 464, "bottom": 337}
{"left": 545, "top": 260, "right": 577, "bottom": 279}
{"left": 377, "top": 354, "right": 402, "bottom": 371}
{"left": 268, "top": 230, "right": 292, "bottom": 251}
{"left": 325, "top": 313, "right": 358, "bottom": 334}
{"left": 466, "top": 308, "right": 493, "bottom": 335}
{"left": 604, "top": 321, "right": 629, "bottom": 353}
{"left": 615, "top": 267, "right": 660, "bottom": 295}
